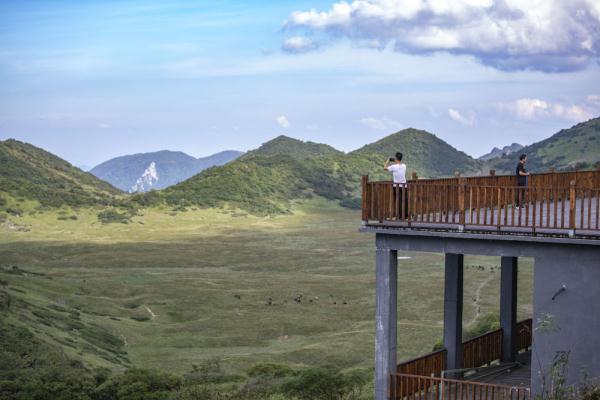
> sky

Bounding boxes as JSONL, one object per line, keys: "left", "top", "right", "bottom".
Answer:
{"left": 1, "top": 0, "right": 599, "bottom": 168}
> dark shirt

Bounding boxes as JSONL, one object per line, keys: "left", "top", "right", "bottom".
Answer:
{"left": 516, "top": 163, "right": 527, "bottom": 186}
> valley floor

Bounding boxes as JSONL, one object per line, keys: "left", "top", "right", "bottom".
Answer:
{"left": 0, "top": 199, "right": 533, "bottom": 375}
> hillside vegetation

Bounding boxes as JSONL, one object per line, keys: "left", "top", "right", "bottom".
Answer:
{"left": 0, "top": 139, "right": 121, "bottom": 208}
{"left": 485, "top": 117, "right": 600, "bottom": 173}
{"left": 150, "top": 130, "right": 482, "bottom": 215}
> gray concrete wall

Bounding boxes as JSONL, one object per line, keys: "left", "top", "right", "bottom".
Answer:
{"left": 532, "top": 247, "right": 600, "bottom": 394}
{"left": 372, "top": 230, "right": 600, "bottom": 396}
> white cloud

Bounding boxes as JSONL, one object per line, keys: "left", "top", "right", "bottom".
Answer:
{"left": 286, "top": 0, "right": 600, "bottom": 72}
{"left": 513, "top": 98, "right": 550, "bottom": 119}
{"left": 587, "top": 94, "right": 600, "bottom": 105}
{"left": 276, "top": 115, "right": 291, "bottom": 128}
{"left": 360, "top": 116, "right": 402, "bottom": 130}
{"left": 504, "top": 97, "right": 596, "bottom": 121}
{"left": 448, "top": 108, "right": 475, "bottom": 125}
{"left": 282, "top": 36, "right": 317, "bottom": 53}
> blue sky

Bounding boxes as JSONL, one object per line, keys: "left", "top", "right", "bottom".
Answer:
{"left": 1, "top": 0, "right": 599, "bottom": 167}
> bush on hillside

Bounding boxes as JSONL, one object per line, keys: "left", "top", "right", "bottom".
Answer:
{"left": 97, "top": 209, "right": 131, "bottom": 224}
{"left": 93, "top": 369, "right": 182, "bottom": 400}
{"left": 282, "top": 366, "right": 368, "bottom": 400}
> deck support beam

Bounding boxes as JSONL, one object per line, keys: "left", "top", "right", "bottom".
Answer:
{"left": 374, "top": 247, "right": 397, "bottom": 400}
{"left": 444, "top": 253, "right": 464, "bottom": 376}
{"left": 500, "top": 256, "right": 518, "bottom": 362}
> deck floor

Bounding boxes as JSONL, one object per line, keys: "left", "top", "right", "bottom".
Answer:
{"left": 468, "top": 351, "right": 531, "bottom": 388}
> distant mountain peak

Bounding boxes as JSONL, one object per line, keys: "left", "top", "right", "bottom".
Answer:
{"left": 479, "top": 143, "right": 524, "bottom": 161}
{"left": 91, "top": 149, "right": 242, "bottom": 192}
{"left": 130, "top": 161, "right": 159, "bottom": 193}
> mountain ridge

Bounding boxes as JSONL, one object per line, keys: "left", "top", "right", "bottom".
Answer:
{"left": 150, "top": 128, "right": 484, "bottom": 214}
{"left": 484, "top": 117, "right": 600, "bottom": 173}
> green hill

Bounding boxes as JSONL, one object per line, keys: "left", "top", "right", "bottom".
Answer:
{"left": 485, "top": 117, "right": 600, "bottom": 173}
{"left": 144, "top": 130, "right": 482, "bottom": 215}
{"left": 350, "top": 128, "right": 482, "bottom": 178}
{"left": 0, "top": 139, "right": 121, "bottom": 208}
{"left": 240, "top": 135, "right": 343, "bottom": 160}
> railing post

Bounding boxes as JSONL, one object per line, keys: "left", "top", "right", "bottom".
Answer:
{"left": 458, "top": 178, "right": 466, "bottom": 227}
{"left": 412, "top": 172, "right": 418, "bottom": 181}
{"left": 569, "top": 180, "right": 576, "bottom": 235}
{"left": 489, "top": 169, "right": 496, "bottom": 177}
{"left": 362, "top": 175, "right": 369, "bottom": 223}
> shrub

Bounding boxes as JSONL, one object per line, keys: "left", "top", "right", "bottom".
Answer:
{"left": 247, "top": 363, "right": 295, "bottom": 379}
{"left": 93, "top": 369, "right": 181, "bottom": 400}
{"left": 97, "top": 209, "right": 131, "bottom": 224}
{"left": 5, "top": 207, "right": 23, "bottom": 217}
{"left": 282, "top": 366, "right": 367, "bottom": 400}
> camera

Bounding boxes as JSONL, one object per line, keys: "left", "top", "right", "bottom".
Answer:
{"left": 389, "top": 157, "right": 396, "bottom": 162}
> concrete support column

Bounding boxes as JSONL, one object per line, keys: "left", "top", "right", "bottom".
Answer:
{"left": 500, "top": 256, "right": 518, "bottom": 362}
{"left": 444, "top": 253, "right": 464, "bottom": 375}
{"left": 374, "top": 247, "right": 398, "bottom": 400}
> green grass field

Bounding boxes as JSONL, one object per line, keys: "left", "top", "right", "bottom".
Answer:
{"left": 0, "top": 198, "right": 533, "bottom": 376}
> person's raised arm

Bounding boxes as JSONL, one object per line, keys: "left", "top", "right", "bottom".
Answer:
{"left": 384, "top": 159, "right": 390, "bottom": 171}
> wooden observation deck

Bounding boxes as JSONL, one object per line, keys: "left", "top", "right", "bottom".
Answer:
{"left": 361, "top": 168, "right": 600, "bottom": 400}
{"left": 361, "top": 169, "right": 600, "bottom": 238}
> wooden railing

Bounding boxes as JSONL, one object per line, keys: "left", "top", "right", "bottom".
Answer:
{"left": 395, "top": 319, "right": 533, "bottom": 398}
{"left": 462, "top": 329, "right": 503, "bottom": 369}
{"left": 362, "top": 169, "right": 600, "bottom": 235}
{"left": 397, "top": 349, "right": 447, "bottom": 377}
{"left": 391, "top": 373, "right": 531, "bottom": 400}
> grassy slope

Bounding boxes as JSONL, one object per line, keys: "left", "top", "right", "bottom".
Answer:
{"left": 485, "top": 117, "right": 600, "bottom": 173}
{"left": 0, "top": 199, "right": 533, "bottom": 375}
{"left": 0, "top": 139, "right": 122, "bottom": 208}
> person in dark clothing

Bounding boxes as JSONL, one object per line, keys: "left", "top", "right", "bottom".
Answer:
{"left": 515, "top": 154, "right": 530, "bottom": 208}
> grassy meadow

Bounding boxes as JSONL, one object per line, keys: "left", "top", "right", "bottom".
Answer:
{"left": 0, "top": 198, "right": 533, "bottom": 377}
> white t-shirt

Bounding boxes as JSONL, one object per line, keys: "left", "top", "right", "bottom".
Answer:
{"left": 387, "top": 163, "right": 407, "bottom": 184}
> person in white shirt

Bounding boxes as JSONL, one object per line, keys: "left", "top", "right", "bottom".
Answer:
{"left": 384, "top": 152, "right": 408, "bottom": 218}
{"left": 384, "top": 152, "right": 406, "bottom": 184}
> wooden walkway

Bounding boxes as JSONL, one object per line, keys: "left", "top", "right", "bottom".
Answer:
{"left": 469, "top": 351, "right": 531, "bottom": 388}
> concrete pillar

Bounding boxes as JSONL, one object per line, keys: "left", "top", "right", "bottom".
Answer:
{"left": 374, "top": 247, "right": 398, "bottom": 400}
{"left": 444, "top": 253, "right": 464, "bottom": 374}
{"left": 500, "top": 256, "right": 518, "bottom": 362}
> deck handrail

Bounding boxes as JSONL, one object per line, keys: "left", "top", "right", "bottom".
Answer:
{"left": 362, "top": 169, "right": 600, "bottom": 234}
{"left": 462, "top": 328, "right": 503, "bottom": 369}
{"left": 395, "top": 319, "right": 533, "bottom": 397}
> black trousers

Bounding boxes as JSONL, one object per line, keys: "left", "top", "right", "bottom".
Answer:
{"left": 393, "top": 184, "right": 409, "bottom": 219}
{"left": 515, "top": 184, "right": 527, "bottom": 207}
